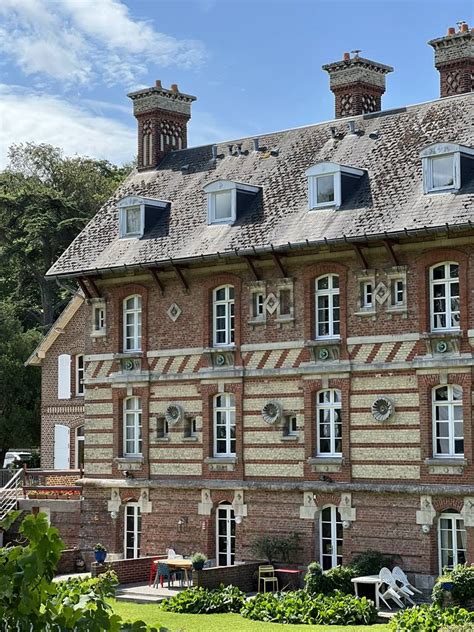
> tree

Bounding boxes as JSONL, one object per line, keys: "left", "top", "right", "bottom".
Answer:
{"left": 0, "top": 143, "right": 132, "bottom": 330}
{"left": 0, "top": 512, "right": 165, "bottom": 631}
{"left": 0, "top": 301, "right": 41, "bottom": 465}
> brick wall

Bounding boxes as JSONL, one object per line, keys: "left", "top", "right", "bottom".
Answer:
{"left": 195, "top": 561, "right": 262, "bottom": 591}
{"left": 91, "top": 555, "right": 163, "bottom": 584}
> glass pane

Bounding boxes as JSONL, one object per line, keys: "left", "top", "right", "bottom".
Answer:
{"left": 321, "top": 507, "right": 331, "bottom": 521}
{"left": 317, "top": 276, "right": 329, "bottom": 290}
{"left": 435, "top": 387, "right": 448, "bottom": 401}
{"left": 432, "top": 265, "right": 446, "bottom": 280}
{"left": 214, "top": 191, "right": 232, "bottom": 219}
{"left": 454, "top": 439, "right": 464, "bottom": 454}
{"left": 431, "top": 155, "right": 454, "bottom": 189}
{"left": 452, "top": 386, "right": 463, "bottom": 401}
{"left": 316, "top": 175, "right": 335, "bottom": 204}
{"left": 437, "top": 438, "right": 449, "bottom": 454}
{"left": 449, "top": 264, "right": 459, "bottom": 279}
{"left": 126, "top": 207, "right": 141, "bottom": 234}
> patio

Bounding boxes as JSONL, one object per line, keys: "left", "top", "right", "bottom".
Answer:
{"left": 115, "top": 581, "right": 192, "bottom": 604}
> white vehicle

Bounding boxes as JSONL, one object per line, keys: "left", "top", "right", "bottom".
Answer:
{"left": 3, "top": 452, "right": 32, "bottom": 468}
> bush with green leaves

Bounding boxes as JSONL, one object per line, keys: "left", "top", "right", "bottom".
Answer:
{"left": 351, "top": 550, "right": 397, "bottom": 576}
{"left": 0, "top": 511, "right": 164, "bottom": 631}
{"left": 432, "top": 565, "right": 474, "bottom": 607}
{"left": 241, "top": 589, "right": 376, "bottom": 625}
{"left": 440, "top": 626, "right": 474, "bottom": 632}
{"left": 161, "top": 585, "right": 246, "bottom": 614}
{"left": 250, "top": 532, "right": 300, "bottom": 563}
{"left": 389, "top": 604, "right": 474, "bottom": 632}
{"left": 304, "top": 562, "right": 356, "bottom": 596}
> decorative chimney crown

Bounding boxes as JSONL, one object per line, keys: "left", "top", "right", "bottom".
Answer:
{"left": 428, "top": 23, "right": 473, "bottom": 97}
{"left": 322, "top": 52, "right": 393, "bottom": 119}
{"left": 128, "top": 81, "right": 197, "bottom": 171}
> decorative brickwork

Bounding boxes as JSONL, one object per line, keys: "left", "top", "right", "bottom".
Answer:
{"left": 428, "top": 26, "right": 474, "bottom": 97}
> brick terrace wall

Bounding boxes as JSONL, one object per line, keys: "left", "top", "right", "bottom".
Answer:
{"left": 57, "top": 548, "right": 81, "bottom": 574}
{"left": 195, "top": 561, "right": 262, "bottom": 592}
{"left": 91, "top": 555, "right": 165, "bottom": 584}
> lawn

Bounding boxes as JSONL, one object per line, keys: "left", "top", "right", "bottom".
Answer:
{"left": 111, "top": 600, "right": 390, "bottom": 632}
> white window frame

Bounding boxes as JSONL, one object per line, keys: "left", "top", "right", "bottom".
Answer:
{"left": 252, "top": 291, "right": 265, "bottom": 319}
{"left": 420, "top": 143, "right": 474, "bottom": 194}
{"left": 320, "top": 505, "right": 343, "bottom": 570}
{"left": 75, "top": 425, "right": 84, "bottom": 469}
{"left": 316, "top": 389, "right": 342, "bottom": 457}
{"left": 429, "top": 262, "right": 460, "bottom": 332}
{"left": 119, "top": 205, "right": 144, "bottom": 238}
{"left": 315, "top": 274, "right": 340, "bottom": 339}
{"left": 75, "top": 354, "right": 84, "bottom": 397}
{"left": 284, "top": 414, "right": 298, "bottom": 437}
{"left": 124, "top": 503, "right": 141, "bottom": 560}
{"left": 216, "top": 502, "right": 235, "bottom": 566}
{"left": 361, "top": 281, "right": 373, "bottom": 310}
{"left": 58, "top": 353, "right": 71, "bottom": 400}
{"left": 204, "top": 180, "right": 260, "bottom": 225}
{"left": 92, "top": 303, "right": 106, "bottom": 334}
{"left": 117, "top": 195, "right": 168, "bottom": 239}
{"left": 305, "top": 162, "right": 365, "bottom": 210}
{"left": 123, "top": 396, "right": 142, "bottom": 456}
{"left": 213, "top": 285, "right": 235, "bottom": 347}
{"left": 123, "top": 294, "right": 142, "bottom": 352}
{"left": 432, "top": 384, "right": 463, "bottom": 458}
{"left": 213, "top": 393, "right": 236, "bottom": 457}
{"left": 438, "top": 512, "right": 466, "bottom": 571}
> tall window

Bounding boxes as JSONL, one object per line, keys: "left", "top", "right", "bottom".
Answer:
{"left": 430, "top": 263, "right": 460, "bottom": 331}
{"left": 124, "top": 397, "right": 142, "bottom": 456}
{"left": 315, "top": 275, "right": 340, "bottom": 339}
{"left": 75, "top": 425, "right": 84, "bottom": 469}
{"left": 124, "top": 504, "right": 141, "bottom": 559}
{"left": 216, "top": 502, "right": 236, "bottom": 566}
{"left": 76, "top": 354, "right": 84, "bottom": 396}
{"left": 320, "top": 506, "right": 343, "bottom": 570}
{"left": 123, "top": 295, "right": 142, "bottom": 351}
{"left": 213, "top": 285, "right": 235, "bottom": 346}
{"left": 432, "top": 385, "right": 463, "bottom": 457}
{"left": 214, "top": 393, "right": 236, "bottom": 457}
{"left": 438, "top": 511, "right": 466, "bottom": 571}
{"left": 317, "top": 390, "right": 342, "bottom": 456}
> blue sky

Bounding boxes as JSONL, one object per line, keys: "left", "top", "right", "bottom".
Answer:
{"left": 0, "top": 0, "right": 471, "bottom": 168}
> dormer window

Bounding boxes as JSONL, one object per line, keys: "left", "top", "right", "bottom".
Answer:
{"left": 305, "top": 162, "right": 365, "bottom": 210}
{"left": 117, "top": 196, "right": 169, "bottom": 239}
{"left": 204, "top": 180, "right": 260, "bottom": 225}
{"left": 420, "top": 143, "right": 474, "bottom": 194}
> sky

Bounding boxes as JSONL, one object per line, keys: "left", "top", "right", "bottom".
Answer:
{"left": 0, "top": 0, "right": 471, "bottom": 169}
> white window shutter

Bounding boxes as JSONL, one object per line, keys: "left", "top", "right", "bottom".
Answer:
{"left": 58, "top": 354, "right": 71, "bottom": 399}
{"left": 54, "top": 424, "right": 70, "bottom": 469}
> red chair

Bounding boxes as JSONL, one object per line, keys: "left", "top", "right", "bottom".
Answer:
{"left": 148, "top": 556, "right": 163, "bottom": 586}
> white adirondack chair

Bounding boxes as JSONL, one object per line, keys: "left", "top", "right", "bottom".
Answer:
{"left": 392, "top": 566, "right": 423, "bottom": 596}
{"left": 378, "top": 568, "right": 408, "bottom": 609}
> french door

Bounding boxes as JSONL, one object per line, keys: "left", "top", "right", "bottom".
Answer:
{"left": 216, "top": 503, "right": 235, "bottom": 566}
{"left": 124, "top": 504, "right": 141, "bottom": 559}
{"left": 320, "top": 506, "right": 343, "bottom": 570}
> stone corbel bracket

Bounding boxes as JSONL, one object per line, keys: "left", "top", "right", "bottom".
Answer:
{"left": 232, "top": 489, "right": 248, "bottom": 518}
{"left": 107, "top": 487, "right": 121, "bottom": 513}
{"left": 461, "top": 497, "right": 474, "bottom": 527}
{"left": 139, "top": 487, "right": 152, "bottom": 513}
{"left": 198, "top": 488, "right": 213, "bottom": 515}
{"left": 416, "top": 495, "right": 436, "bottom": 526}
{"left": 338, "top": 492, "right": 356, "bottom": 524}
{"left": 299, "top": 492, "right": 318, "bottom": 520}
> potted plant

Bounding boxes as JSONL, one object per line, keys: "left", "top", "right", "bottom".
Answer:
{"left": 191, "top": 552, "right": 207, "bottom": 571}
{"left": 94, "top": 543, "right": 107, "bottom": 564}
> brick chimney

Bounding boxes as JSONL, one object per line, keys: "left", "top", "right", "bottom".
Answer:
{"left": 128, "top": 80, "right": 197, "bottom": 170}
{"left": 322, "top": 52, "right": 393, "bottom": 118}
{"left": 428, "top": 23, "right": 473, "bottom": 97}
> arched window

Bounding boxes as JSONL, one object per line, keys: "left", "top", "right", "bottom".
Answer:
{"left": 430, "top": 262, "right": 460, "bottom": 332}
{"left": 213, "top": 393, "right": 236, "bottom": 457}
{"left": 320, "top": 506, "right": 343, "bottom": 570}
{"left": 123, "top": 295, "right": 142, "bottom": 351}
{"left": 315, "top": 275, "right": 340, "bottom": 339}
{"left": 213, "top": 285, "right": 235, "bottom": 346}
{"left": 124, "top": 503, "right": 141, "bottom": 559}
{"left": 438, "top": 510, "right": 466, "bottom": 570}
{"left": 316, "top": 390, "right": 342, "bottom": 456}
{"left": 123, "top": 397, "right": 142, "bottom": 456}
{"left": 432, "top": 385, "right": 463, "bottom": 457}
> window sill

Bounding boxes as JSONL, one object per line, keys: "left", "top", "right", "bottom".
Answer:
{"left": 425, "top": 458, "right": 466, "bottom": 466}
{"left": 205, "top": 456, "right": 237, "bottom": 464}
{"left": 156, "top": 437, "right": 170, "bottom": 442}
{"left": 275, "top": 316, "right": 295, "bottom": 324}
{"left": 281, "top": 435, "right": 299, "bottom": 441}
{"left": 205, "top": 456, "right": 237, "bottom": 472}
{"left": 183, "top": 436, "right": 198, "bottom": 442}
{"left": 114, "top": 351, "right": 144, "bottom": 359}
{"left": 354, "top": 309, "right": 376, "bottom": 317}
{"left": 305, "top": 338, "right": 341, "bottom": 347}
{"left": 247, "top": 318, "right": 266, "bottom": 326}
{"left": 115, "top": 456, "right": 144, "bottom": 471}
{"left": 308, "top": 456, "right": 343, "bottom": 474}
{"left": 116, "top": 456, "right": 144, "bottom": 463}
{"left": 422, "top": 330, "right": 462, "bottom": 339}
{"left": 90, "top": 330, "right": 107, "bottom": 338}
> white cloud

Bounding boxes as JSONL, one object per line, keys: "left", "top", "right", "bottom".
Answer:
{"left": 0, "top": 0, "right": 206, "bottom": 87}
{"left": 0, "top": 85, "right": 135, "bottom": 168}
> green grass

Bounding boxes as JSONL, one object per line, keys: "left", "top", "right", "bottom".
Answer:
{"left": 111, "top": 599, "right": 390, "bottom": 631}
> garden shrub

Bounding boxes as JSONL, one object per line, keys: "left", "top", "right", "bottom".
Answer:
{"left": 389, "top": 604, "right": 474, "bottom": 632}
{"left": 304, "top": 562, "right": 356, "bottom": 595}
{"left": 241, "top": 589, "right": 377, "bottom": 625}
{"left": 351, "top": 550, "right": 397, "bottom": 576}
{"left": 250, "top": 533, "right": 300, "bottom": 563}
{"left": 432, "top": 565, "right": 474, "bottom": 607}
{"left": 161, "top": 585, "right": 246, "bottom": 614}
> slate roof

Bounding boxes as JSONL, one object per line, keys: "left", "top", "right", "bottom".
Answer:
{"left": 47, "top": 93, "right": 474, "bottom": 278}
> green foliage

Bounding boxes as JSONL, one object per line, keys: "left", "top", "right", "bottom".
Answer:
{"left": 250, "top": 532, "right": 301, "bottom": 563}
{"left": 161, "top": 585, "right": 246, "bottom": 614}
{"left": 241, "top": 590, "right": 377, "bottom": 625}
{"left": 0, "top": 512, "right": 162, "bottom": 631}
{"left": 351, "top": 550, "right": 396, "bottom": 576}
{"left": 389, "top": 604, "right": 474, "bottom": 632}
{"left": 432, "top": 565, "right": 474, "bottom": 606}
{"left": 440, "top": 626, "right": 474, "bottom": 632}
{"left": 94, "top": 543, "right": 108, "bottom": 552}
{"left": 191, "top": 552, "right": 207, "bottom": 564}
{"left": 305, "top": 562, "right": 356, "bottom": 596}
{"left": 0, "top": 301, "right": 41, "bottom": 463}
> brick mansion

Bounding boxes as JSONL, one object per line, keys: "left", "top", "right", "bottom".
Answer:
{"left": 28, "top": 24, "right": 473, "bottom": 588}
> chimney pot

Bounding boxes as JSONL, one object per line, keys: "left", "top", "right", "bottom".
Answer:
{"left": 343, "top": 52, "right": 350, "bottom": 61}
{"left": 211, "top": 144, "right": 218, "bottom": 160}
{"left": 155, "top": 79, "right": 162, "bottom": 88}
{"left": 447, "top": 27, "right": 456, "bottom": 35}
{"left": 170, "top": 83, "right": 179, "bottom": 93}
{"left": 252, "top": 138, "right": 260, "bottom": 151}
{"left": 460, "top": 22, "right": 469, "bottom": 32}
